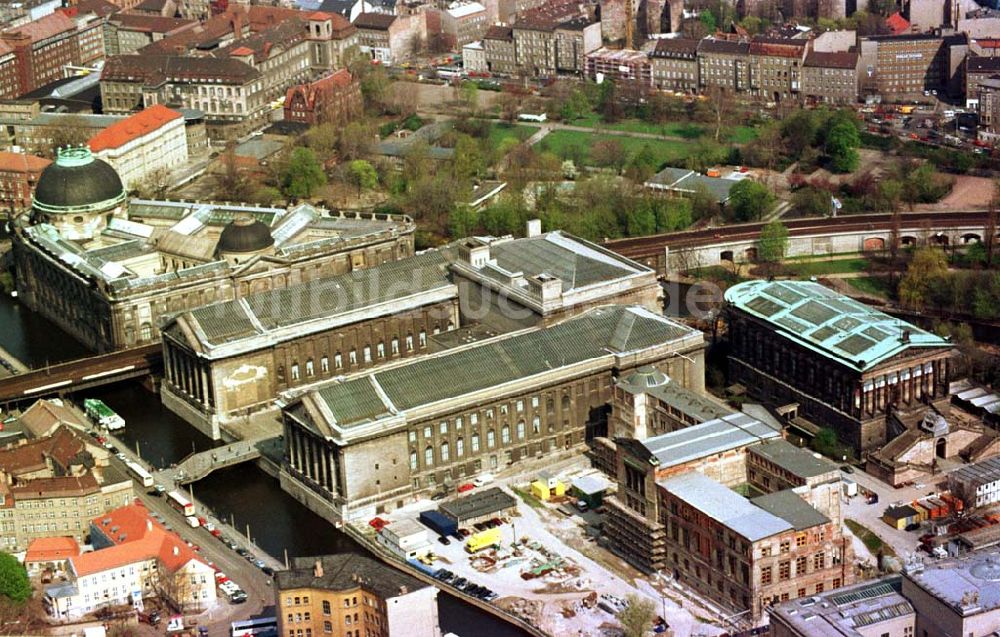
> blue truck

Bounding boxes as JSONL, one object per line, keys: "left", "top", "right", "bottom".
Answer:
{"left": 419, "top": 510, "right": 457, "bottom": 537}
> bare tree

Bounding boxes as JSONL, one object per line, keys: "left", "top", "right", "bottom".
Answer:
{"left": 705, "top": 86, "right": 735, "bottom": 143}
{"left": 134, "top": 167, "right": 173, "bottom": 199}
{"left": 986, "top": 185, "right": 998, "bottom": 268}
{"left": 216, "top": 142, "right": 254, "bottom": 202}
{"left": 47, "top": 115, "right": 91, "bottom": 158}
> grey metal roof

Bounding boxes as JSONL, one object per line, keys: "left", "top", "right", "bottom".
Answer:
{"left": 725, "top": 280, "right": 950, "bottom": 372}
{"left": 439, "top": 487, "right": 516, "bottom": 522}
{"left": 644, "top": 380, "right": 733, "bottom": 423}
{"left": 181, "top": 251, "right": 454, "bottom": 347}
{"left": 948, "top": 456, "right": 1000, "bottom": 489}
{"left": 641, "top": 412, "right": 780, "bottom": 468}
{"left": 748, "top": 439, "right": 837, "bottom": 480}
{"left": 771, "top": 577, "right": 912, "bottom": 637}
{"left": 276, "top": 553, "right": 428, "bottom": 599}
{"left": 310, "top": 305, "right": 697, "bottom": 430}
{"left": 645, "top": 166, "right": 739, "bottom": 204}
{"left": 658, "top": 471, "right": 792, "bottom": 541}
{"left": 751, "top": 489, "right": 830, "bottom": 530}
{"left": 488, "top": 232, "right": 644, "bottom": 292}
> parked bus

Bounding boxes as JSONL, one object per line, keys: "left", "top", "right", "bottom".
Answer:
{"left": 125, "top": 460, "right": 154, "bottom": 488}
{"left": 84, "top": 398, "right": 125, "bottom": 430}
{"left": 166, "top": 490, "right": 195, "bottom": 517}
{"left": 231, "top": 617, "right": 277, "bottom": 637}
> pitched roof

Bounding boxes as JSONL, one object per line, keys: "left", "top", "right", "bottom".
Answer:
{"left": 0, "top": 426, "right": 87, "bottom": 476}
{"left": 724, "top": 280, "right": 950, "bottom": 372}
{"left": 18, "top": 399, "right": 87, "bottom": 438}
{"left": 109, "top": 13, "right": 197, "bottom": 34}
{"left": 698, "top": 37, "right": 750, "bottom": 55}
{"left": 10, "top": 473, "right": 100, "bottom": 498}
{"left": 804, "top": 50, "right": 859, "bottom": 68}
{"left": 749, "top": 36, "right": 808, "bottom": 57}
{"left": 77, "top": 0, "right": 121, "bottom": 17}
{"left": 101, "top": 54, "right": 260, "bottom": 85}
{"left": 74, "top": 503, "right": 206, "bottom": 576}
{"left": 485, "top": 25, "right": 513, "bottom": 40}
{"left": 751, "top": 489, "right": 830, "bottom": 530}
{"left": 650, "top": 38, "right": 699, "bottom": 59}
{"left": 88, "top": 105, "right": 183, "bottom": 152}
{"left": 295, "top": 305, "right": 698, "bottom": 436}
{"left": 354, "top": 12, "right": 397, "bottom": 29}
{"left": 886, "top": 12, "right": 910, "bottom": 35}
{"left": 277, "top": 553, "right": 429, "bottom": 599}
{"left": 25, "top": 537, "right": 80, "bottom": 563}
{"left": 1, "top": 12, "right": 76, "bottom": 43}
{"left": 0, "top": 151, "right": 51, "bottom": 174}
{"left": 969, "top": 55, "right": 1000, "bottom": 73}
{"left": 215, "top": 18, "right": 307, "bottom": 63}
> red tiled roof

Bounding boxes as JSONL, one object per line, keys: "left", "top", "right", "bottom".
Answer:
{"left": 1, "top": 12, "right": 76, "bottom": 43}
{"left": 25, "top": 537, "right": 80, "bottom": 563}
{"left": 89, "top": 105, "right": 182, "bottom": 152}
{"left": 230, "top": 45, "right": 254, "bottom": 55}
{"left": 354, "top": 12, "right": 397, "bottom": 29}
{"left": 76, "top": 0, "right": 120, "bottom": 18}
{"left": 284, "top": 68, "right": 354, "bottom": 112}
{"left": 73, "top": 503, "right": 206, "bottom": 577}
{"left": 0, "top": 426, "right": 85, "bottom": 476}
{"left": 886, "top": 12, "right": 910, "bottom": 35}
{"left": 109, "top": 14, "right": 197, "bottom": 34}
{"left": 10, "top": 473, "right": 100, "bottom": 498}
{"left": 805, "top": 50, "right": 859, "bottom": 69}
{"left": 0, "top": 151, "right": 50, "bottom": 174}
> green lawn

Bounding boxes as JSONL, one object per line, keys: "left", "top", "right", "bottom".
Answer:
{"left": 486, "top": 123, "right": 539, "bottom": 149}
{"left": 783, "top": 258, "right": 870, "bottom": 277}
{"left": 847, "top": 276, "right": 893, "bottom": 298}
{"left": 845, "top": 518, "right": 896, "bottom": 557}
{"left": 538, "top": 129, "right": 691, "bottom": 168}
{"left": 566, "top": 113, "right": 757, "bottom": 144}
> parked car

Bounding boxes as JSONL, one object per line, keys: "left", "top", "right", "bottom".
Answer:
{"left": 457, "top": 483, "right": 475, "bottom": 493}
{"left": 840, "top": 465, "right": 854, "bottom": 474}
{"left": 438, "top": 535, "right": 451, "bottom": 546}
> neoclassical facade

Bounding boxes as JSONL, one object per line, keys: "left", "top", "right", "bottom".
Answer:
{"left": 12, "top": 150, "right": 415, "bottom": 353}
{"left": 280, "top": 305, "right": 706, "bottom": 523}
{"left": 160, "top": 252, "right": 459, "bottom": 439}
{"left": 724, "top": 281, "right": 953, "bottom": 453}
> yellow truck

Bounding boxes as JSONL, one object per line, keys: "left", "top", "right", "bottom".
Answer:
{"left": 465, "top": 527, "right": 502, "bottom": 553}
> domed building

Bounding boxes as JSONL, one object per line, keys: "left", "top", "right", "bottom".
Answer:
{"left": 31, "top": 146, "right": 127, "bottom": 241}
{"left": 215, "top": 213, "right": 275, "bottom": 264}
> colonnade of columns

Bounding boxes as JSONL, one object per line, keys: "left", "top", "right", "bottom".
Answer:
{"left": 285, "top": 423, "right": 338, "bottom": 497}
{"left": 163, "top": 341, "right": 215, "bottom": 412}
{"left": 856, "top": 358, "right": 949, "bottom": 417}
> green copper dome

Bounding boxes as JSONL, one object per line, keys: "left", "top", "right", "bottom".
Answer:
{"left": 32, "top": 147, "right": 126, "bottom": 215}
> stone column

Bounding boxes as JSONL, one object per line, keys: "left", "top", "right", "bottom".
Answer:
{"left": 199, "top": 365, "right": 210, "bottom": 410}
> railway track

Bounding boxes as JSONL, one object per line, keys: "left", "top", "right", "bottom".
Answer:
{"left": 604, "top": 211, "right": 991, "bottom": 258}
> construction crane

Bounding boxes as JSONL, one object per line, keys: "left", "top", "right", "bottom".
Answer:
{"left": 624, "top": 0, "right": 635, "bottom": 49}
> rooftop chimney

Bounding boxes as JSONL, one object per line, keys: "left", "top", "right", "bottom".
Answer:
{"left": 526, "top": 218, "right": 542, "bottom": 238}
{"left": 313, "top": 560, "right": 323, "bottom": 578}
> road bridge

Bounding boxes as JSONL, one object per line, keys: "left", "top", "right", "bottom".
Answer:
{"left": 604, "top": 211, "right": 994, "bottom": 275}
{"left": 0, "top": 344, "right": 161, "bottom": 405}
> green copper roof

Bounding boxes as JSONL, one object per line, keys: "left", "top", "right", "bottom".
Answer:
{"left": 725, "top": 280, "right": 950, "bottom": 372}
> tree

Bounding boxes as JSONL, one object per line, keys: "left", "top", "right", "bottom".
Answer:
{"left": 792, "top": 187, "right": 833, "bottom": 217}
{"left": 216, "top": 142, "right": 254, "bottom": 202}
{"left": 306, "top": 123, "right": 339, "bottom": 160}
{"left": 825, "top": 121, "right": 861, "bottom": 173}
{"left": 899, "top": 246, "right": 949, "bottom": 309}
{"left": 448, "top": 204, "right": 478, "bottom": 237}
{"left": 728, "top": 179, "right": 775, "bottom": 222}
{"left": 337, "top": 121, "right": 375, "bottom": 162}
{"left": 617, "top": 594, "right": 656, "bottom": 637}
{"left": 699, "top": 10, "right": 717, "bottom": 32}
{"left": 281, "top": 147, "right": 326, "bottom": 199}
{"left": 0, "top": 553, "right": 30, "bottom": 604}
{"left": 705, "top": 85, "right": 735, "bottom": 142}
{"left": 47, "top": 115, "right": 91, "bottom": 157}
{"left": 780, "top": 109, "right": 820, "bottom": 158}
{"left": 498, "top": 91, "right": 521, "bottom": 124}
{"left": 347, "top": 159, "right": 378, "bottom": 194}
{"left": 757, "top": 220, "right": 789, "bottom": 263}
{"left": 591, "top": 139, "right": 627, "bottom": 172}
{"left": 134, "top": 167, "right": 172, "bottom": 199}
{"left": 452, "top": 134, "right": 485, "bottom": 181}
{"left": 460, "top": 81, "right": 479, "bottom": 114}
{"left": 986, "top": 183, "right": 999, "bottom": 268}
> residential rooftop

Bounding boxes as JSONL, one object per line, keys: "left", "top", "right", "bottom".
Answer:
{"left": 724, "top": 280, "right": 951, "bottom": 372}
{"left": 751, "top": 489, "right": 830, "bottom": 530}
{"left": 276, "top": 553, "right": 428, "bottom": 598}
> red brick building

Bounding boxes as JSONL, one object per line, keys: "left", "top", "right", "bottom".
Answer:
{"left": 0, "top": 13, "right": 82, "bottom": 98}
{"left": 0, "top": 151, "right": 50, "bottom": 214}
{"left": 283, "top": 68, "right": 362, "bottom": 125}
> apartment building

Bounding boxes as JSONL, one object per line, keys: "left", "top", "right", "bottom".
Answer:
{"left": 0, "top": 150, "right": 50, "bottom": 212}
{"left": 859, "top": 32, "right": 968, "bottom": 100}
{"left": 88, "top": 104, "right": 188, "bottom": 192}
{"left": 749, "top": 36, "right": 809, "bottom": 103}
{"left": 43, "top": 503, "right": 217, "bottom": 619}
{"left": 509, "top": 4, "right": 599, "bottom": 76}
{"left": 586, "top": 48, "right": 652, "bottom": 88}
{"left": 698, "top": 37, "right": 751, "bottom": 93}
{"left": 483, "top": 26, "right": 516, "bottom": 75}
{"left": 354, "top": 12, "right": 425, "bottom": 65}
{"left": 965, "top": 54, "right": 1000, "bottom": 108}
{"left": 0, "top": 426, "right": 134, "bottom": 552}
{"left": 275, "top": 554, "right": 442, "bottom": 637}
{"left": 441, "top": 2, "right": 489, "bottom": 48}
{"left": 103, "top": 14, "right": 198, "bottom": 56}
{"left": 649, "top": 38, "right": 699, "bottom": 93}
{"left": 0, "top": 12, "right": 81, "bottom": 98}
{"left": 801, "top": 49, "right": 860, "bottom": 105}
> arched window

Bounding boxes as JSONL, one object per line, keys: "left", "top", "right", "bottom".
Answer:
{"left": 335, "top": 352, "right": 343, "bottom": 369}
{"left": 419, "top": 330, "right": 427, "bottom": 347}
{"left": 391, "top": 337, "right": 399, "bottom": 354}
{"left": 456, "top": 437, "right": 464, "bottom": 457}
{"left": 277, "top": 365, "right": 285, "bottom": 382}
{"left": 406, "top": 333, "right": 414, "bottom": 351}
{"left": 532, "top": 416, "right": 540, "bottom": 434}
{"left": 517, "top": 420, "right": 525, "bottom": 440}
{"left": 291, "top": 363, "right": 300, "bottom": 381}
{"left": 487, "top": 429, "right": 496, "bottom": 448}
{"left": 471, "top": 432, "right": 480, "bottom": 452}
{"left": 363, "top": 346, "right": 372, "bottom": 363}
{"left": 305, "top": 359, "right": 314, "bottom": 376}
{"left": 320, "top": 356, "right": 329, "bottom": 373}
{"left": 424, "top": 446, "right": 434, "bottom": 467}
{"left": 349, "top": 349, "right": 357, "bottom": 365}
{"left": 561, "top": 395, "right": 571, "bottom": 410}
{"left": 377, "top": 342, "right": 385, "bottom": 358}
{"left": 441, "top": 441, "right": 450, "bottom": 462}
{"left": 410, "top": 450, "right": 418, "bottom": 470}
{"left": 140, "top": 323, "right": 152, "bottom": 341}
{"left": 501, "top": 424, "right": 510, "bottom": 444}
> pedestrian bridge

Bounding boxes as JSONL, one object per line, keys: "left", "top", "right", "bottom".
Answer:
{"left": 163, "top": 437, "right": 268, "bottom": 486}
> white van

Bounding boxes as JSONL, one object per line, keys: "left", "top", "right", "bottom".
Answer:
{"left": 473, "top": 473, "right": 494, "bottom": 487}
{"left": 185, "top": 516, "right": 200, "bottom": 528}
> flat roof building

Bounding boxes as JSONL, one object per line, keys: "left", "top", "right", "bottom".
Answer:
{"left": 439, "top": 487, "right": 516, "bottom": 525}
{"left": 770, "top": 576, "right": 915, "bottom": 637}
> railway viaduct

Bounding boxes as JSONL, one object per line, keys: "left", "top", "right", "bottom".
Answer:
{"left": 604, "top": 211, "right": 994, "bottom": 275}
